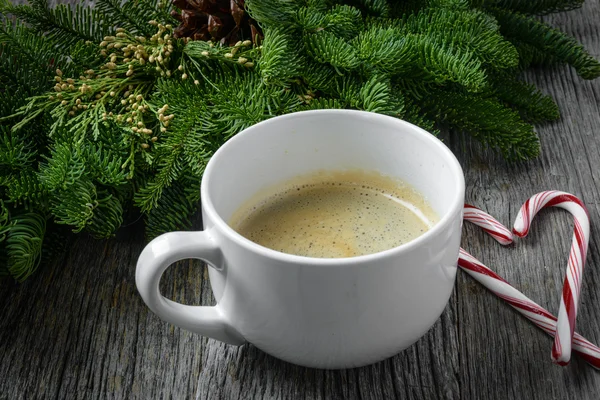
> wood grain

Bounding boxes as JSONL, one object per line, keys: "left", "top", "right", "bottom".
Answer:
{"left": 2, "top": 1, "right": 600, "bottom": 399}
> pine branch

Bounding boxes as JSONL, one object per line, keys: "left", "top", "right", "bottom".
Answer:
{"left": 0, "top": 85, "right": 27, "bottom": 118}
{"left": 334, "top": 75, "right": 402, "bottom": 115}
{"left": 428, "top": 0, "right": 471, "bottom": 10}
{"left": 2, "top": 169, "right": 48, "bottom": 211}
{"left": 97, "top": 0, "right": 151, "bottom": 36}
{"left": 491, "top": 8, "right": 600, "bottom": 79}
{"left": 135, "top": 148, "right": 184, "bottom": 212}
{"left": 135, "top": 79, "right": 208, "bottom": 212}
{"left": 0, "top": 19, "right": 63, "bottom": 76}
{"left": 0, "top": 126, "right": 36, "bottom": 172}
{"left": 359, "top": 76, "right": 403, "bottom": 115}
{"left": 39, "top": 143, "right": 86, "bottom": 191}
{"left": 85, "top": 144, "right": 128, "bottom": 187}
{"left": 294, "top": 2, "right": 364, "bottom": 42}
{"left": 301, "top": 69, "right": 402, "bottom": 116}
{"left": 0, "top": 46, "right": 52, "bottom": 97}
{"left": 184, "top": 40, "right": 259, "bottom": 70}
{"left": 509, "top": 38, "right": 559, "bottom": 69}
{"left": 330, "top": 74, "right": 365, "bottom": 107}
{"left": 144, "top": 174, "right": 199, "bottom": 240}
{"left": 396, "top": 8, "right": 519, "bottom": 69}
{"left": 305, "top": 0, "right": 337, "bottom": 12}
{"left": 259, "top": 27, "right": 305, "bottom": 85}
{"left": 388, "top": 0, "right": 427, "bottom": 16}
{"left": 299, "top": 97, "right": 349, "bottom": 110}
{"left": 208, "top": 71, "right": 302, "bottom": 136}
{"left": 96, "top": 0, "right": 176, "bottom": 37}
{"left": 0, "top": 6, "right": 105, "bottom": 80}
{"left": 39, "top": 143, "right": 126, "bottom": 237}
{"left": 324, "top": 5, "right": 363, "bottom": 40}
{"left": 356, "top": 26, "right": 416, "bottom": 74}
{"left": 401, "top": 97, "right": 439, "bottom": 134}
{"left": 410, "top": 34, "right": 489, "bottom": 90}
{"left": 301, "top": 62, "right": 339, "bottom": 92}
{"left": 0, "top": 200, "right": 12, "bottom": 276}
{"left": 245, "top": 0, "right": 304, "bottom": 26}
{"left": 86, "top": 188, "right": 124, "bottom": 238}
{"left": 348, "top": 0, "right": 389, "bottom": 17}
{"left": 48, "top": 178, "right": 98, "bottom": 233}
{"left": 417, "top": 87, "right": 540, "bottom": 160}
{"left": 357, "top": 26, "right": 488, "bottom": 91}
{"left": 3, "top": 211, "right": 46, "bottom": 282}
{"left": 490, "top": 73, "right": 560, "bottom": 123}
{"left": 6, "top": 0, "right": 111, "bottom": 48}
{"left": 304, "top": 30, "right": 360, "bottom": 72}
{"left": 294, "top": 6, "right": 327, "bottom": 31}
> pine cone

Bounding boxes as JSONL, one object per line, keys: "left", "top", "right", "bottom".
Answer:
{"left": 171, "top": 0, "right": 263, "bottom": 45}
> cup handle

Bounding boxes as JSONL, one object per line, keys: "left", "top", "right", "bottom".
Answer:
{"left": 135, "top": 231, "right": 246, "bottom": 345}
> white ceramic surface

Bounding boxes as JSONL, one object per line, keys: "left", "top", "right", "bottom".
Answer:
{"left": 136, "top": 110, "right": 465, "bottom": 369}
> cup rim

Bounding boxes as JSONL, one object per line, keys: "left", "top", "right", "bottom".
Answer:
{"left": 201, "top": 109, "right": 465, "bottom": 265}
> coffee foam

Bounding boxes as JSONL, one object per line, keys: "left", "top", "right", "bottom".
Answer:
{"left": 230, "top": 170, "right": 439, "bottom": 258}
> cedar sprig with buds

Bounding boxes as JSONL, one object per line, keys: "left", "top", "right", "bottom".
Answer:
{"left": 184, "top": 39, "right": 258, "bottom": 70}
{"left": 11, "top": 23, "right": 184, "bottom": 173}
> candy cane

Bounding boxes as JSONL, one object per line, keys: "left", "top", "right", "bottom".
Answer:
{"left": 460, "top": 201, "right": 597, "bottom": 368}
{"left": 513, "top": 191, "right": 590, "bottom": 365}
{"left": 463, "top": 204, "right": 514, "bottom": 245}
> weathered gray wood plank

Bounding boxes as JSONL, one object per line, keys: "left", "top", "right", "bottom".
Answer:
{"left": 1, "top": 1, "right": 600, "bottom": 399}
{"left": 0, "top": 224, "right": 212, "bottom": 399}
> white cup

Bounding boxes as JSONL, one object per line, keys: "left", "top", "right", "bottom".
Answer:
{"left": 136, "top": 110, "right": 465, "bottom": 369}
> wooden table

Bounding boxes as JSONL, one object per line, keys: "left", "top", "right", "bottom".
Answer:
{"left": 2, "top": 3, "right": 600, "bottom": 399}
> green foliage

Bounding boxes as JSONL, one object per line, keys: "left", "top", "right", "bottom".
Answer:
{"left": 245, "top": 0, "right": 303, "bottom": 26}
{"left": 259, "top": 27, "right": 304, "bottom": 84}
{"left": 1, "top": 211, "right": 46, "bottom": 282}
{"left": 96, "top": 0, "right": 175, "bottom": 36}
{"left": 357, "top": 27, "right": 488, "bottom": 91}
{"left": 489, "top": 73, "right": 560, "bottom": 123}
{"left": 351, "top": 0, "right": 389, "bottom": 17}
{"left": 4, "top": 0, "right": 112, "bottom": 47}
{"left": 304, "top": 31, "right": 360, "bottom": 72}
{"left": 396, "top": 8, "right": 519, "bottom": 69}
{"left": 490, "top": 8, "right": 600, "bottom": 78}
{"left": 325, "top": 5, "right": 363, "bottom": 39}
{"left": 3, "top": 170, "right": 47, "bottom": 210}
{"left": 1, "top": 0, "right": 599, "bottom": 281}
{"left": 0, "top": 127, "right": 35, "bottom": 172}
{"left": 38, "top": 142, "right": 126, "bottom": 236}
{"left": 144, "top": 175, "right": 200, "bottom": 240}
{"left": 417, "top": 87, "right": 540, "bottom": 159}
{"left": 0, "top": 19, "right": 60, "bottom": 95}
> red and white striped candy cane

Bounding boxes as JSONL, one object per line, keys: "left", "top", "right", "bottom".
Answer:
{"left": 460, "top": 201, "right": 598, "bottom": 368}
{"left": 463, "top": 204, "right": 514, "bottom": 245}
{"left": 513, "top": 191, "right": 590, "bottom": 365}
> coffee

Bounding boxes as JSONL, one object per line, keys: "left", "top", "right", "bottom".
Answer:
{"left": 230, "top": 170, "right": 438, "bottom": 258}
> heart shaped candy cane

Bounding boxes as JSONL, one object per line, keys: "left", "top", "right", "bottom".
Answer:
{"left": 459, "top": 193, "right": 596, "bottom": 368}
